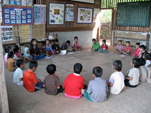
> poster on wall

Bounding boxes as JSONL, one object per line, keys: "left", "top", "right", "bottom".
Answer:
{"left": 93, "top": 8, "right": 100, "bottom": 22}
{"left": 9, "top": 0, "right": 22, "bottom": 5}
{"left": 1, "top": 26, "right": 13, "bottom": 41}
{"left": 0, "top": 0, "right": 2, "bottom": 23}
{"left": 3, "top": 0, "right": 33, "bottom": 6}
{"left": 2, "top": 6, "right": 33, "bottom": 25}
{"left": 19, "top": 25, "right": 32, "bottom": 43}
{"left": 49, "top": 3, "right": 64, "bottom": 25}
{"left": 65, "top": 4, "right": 74, "bottom": 21}
{"left": 70, "top": 0, "right": 94, "bottom": 4}
{"left": 34, "top": 4, "right": 46, "bottom": 24}
{"left": 77, "top": 7, "right": 93, "bottom": 24}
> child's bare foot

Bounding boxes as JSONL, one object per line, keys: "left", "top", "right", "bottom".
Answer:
{"left": 123, "top": 85, "right": 126, "bottom": 90}
{"left": 81, "top": 89, "right": 85, "bottom": 94}
{"left": 139, "top": 81, "right": 141, "bottom": 84}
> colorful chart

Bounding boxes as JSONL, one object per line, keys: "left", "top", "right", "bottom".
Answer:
{"left": 3, "top": 6, "right": 33, "bottom": 25}
{"left": 1, "top": 26, "right": 13, "bottom": 41}
{"left": 49, "top": 3, "right": 64, "bottom": 25}
{"left": 0, "top": 0, "right": 2, "bottom": 23}
{"left": 3, "top": 0, "right": 33, "bottom": 6}
{"left": 65, "top": 4, "right": 74, "bottom": 21}
{"left": 19, "top": 25, "right": 32, "bottom": 43}
{"left": 34, "top": 5, "right": 46, "bottom": 24}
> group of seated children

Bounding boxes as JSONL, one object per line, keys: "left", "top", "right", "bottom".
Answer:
{"left": 4, "top": 36, "right": 82, "bottom": 72}
{"left": 92, "top": 38, "right": 108, "bottom": 53}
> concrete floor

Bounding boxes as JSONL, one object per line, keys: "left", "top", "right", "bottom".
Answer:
{"left": 5, "top": 46, "right": 151, "bottom": 113}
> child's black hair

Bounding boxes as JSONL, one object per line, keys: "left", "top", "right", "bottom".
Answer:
{"left": 30, "top": 39, "right": 37, "bottom": 48}
{"left": 8, "top": 51, "right": 14, "bottom": 58}
{"left": 126, "top": 41, "right": 130, "bottom": 44}
{"left": 132, "top": 58, "right": 140, "bottom": 68}
{"left": 46, "top": 64, "right": 56, "bottom": 75}
{"left": 74, "top": 63, "right": 83, "bottom": 74}
{"left": 92, "top": 38, "right": 96, "bottom": 41}
{"left": 29, "top": 60, "right": 38, "bottom": 69}
{"left": 42, "top": 42, "right": 46, "bottom": 46}
{"left": 13, "top": 45, "right": 19, "bottom": 53}
{"left": 140, "top": 45, "right": 146, "bottom": 51}
{"left": 74, "top": 36, "right": 78, "bottom": 40}
{"left": 136, "top": 42, "right": 140, "bottom": 47}
{"left": 66, "top": 40, "right": 70, "bottom": 44}
{"left": 113, "top": 60, "right": 122, "bottom": 71}
{"left": 118, "top": 40, "right": 122, "bottom": 43}
{"left": 55, "top": 39, "right": 59, "bottom": 42}
{"left": 16, "top": 59, "right": 24, "bottom": 67}
{"left": 102, "top": 39, "right": 106, "bottom": 43}
{"left": 140, "top": 58, "right": 146, "bottom": 66}
{"left": 144, "top": 52, "right": 151, "bottom": 60}
{"left": 4, "top": 46, "right": 11, "bottom": 53}
{"left": 93, "top": 67, "right": 103, "bottom": 77}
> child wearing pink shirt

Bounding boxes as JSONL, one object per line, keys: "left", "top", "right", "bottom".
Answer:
{"left": 73, "top": 36, "right": 82, "bottom": 51}
{"left": 121, "top": 41, "right": 132, "bottom": 55}
{"left": 115, "top": 40, "right": 123, "bottom": 54}
{"left": 133, "top": 42, "right": 140, "bottom": 57}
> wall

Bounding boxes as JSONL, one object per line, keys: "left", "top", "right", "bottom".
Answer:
{"left": 48, "top": 30, "right": 93, "bottom": 47}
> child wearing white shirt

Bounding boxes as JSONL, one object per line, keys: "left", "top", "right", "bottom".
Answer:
{"left": 13, "top": 59, "right": 25, "bottom": 85}
{"left": 108, "top": 60, "right": 125, "bottom": 94}
{"left": 125, "top": 58, "right": 140, "bottom": 88}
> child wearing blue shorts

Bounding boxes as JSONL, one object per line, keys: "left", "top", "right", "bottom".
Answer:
{"left": 98, "top": 40, "right": 108, "bottom": 53}
{"left": 81, "top": 67, "right": 109, "bottom": 103}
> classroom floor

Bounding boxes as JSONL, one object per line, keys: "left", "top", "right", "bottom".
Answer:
{"left": 5, "top": 46, "right": 151, "bottom": 113}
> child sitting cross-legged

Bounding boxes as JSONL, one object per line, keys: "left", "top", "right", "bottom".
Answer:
{"left": 7, "top": 51, "right": 16, "bottom": 72}
{"left": 13, "top": 45, "right": 21, "bottom": 59}
{"left": 13, "top": 59, "right": 25, "bottom": 85}
{"left": 43, "top": 64, "right": 64, "bottom": 95}
{"left": 125, "top": 58, "right": 140, "bottom": 88}
{"left": 63, "top": 63, "right": 86, "bottom": 99}
{"left": 98, "top": 39, "right": 108, "bottom": 53}
{"left": 52, "top": 39, "right": 61, "bottom": 54}
{"left": 73, "top": 36, "right": 82, "bottom": 51}
{"left": 23, "top": 47, "right": 33, "bottom": 62}
{"left": 91, "top": 38, "right": 100, "bottom": 51}
{"left": 46, "top": 39, "right": 55, "bottom": 56}
{"left": 139, "top": 58, "right": 147, "bottom": 83}
{"left": 139, "top": 45, "right": 146, "bottom": 58}
{"left": 39, "top": 43, "right": 47, "bottom": 56}
{"left": 61, "top": 40, "right": 73, "bottom": 52}
{"left": 115, "top": 40, "right": 123, "bottom": 54}
{"left": 23, "top": 60, "right": 44, "bottom": 92}
{"left": 107, "top": 60, "right": 125, "bottom": 94}
{"left": 133, "top": 42, "right": 140, "bottom": 57}
{"left": 121, "top": 41, "right": 132, "bottom": 55}
{"left": 81, "top": 67, "right": 109, "bottom": 103}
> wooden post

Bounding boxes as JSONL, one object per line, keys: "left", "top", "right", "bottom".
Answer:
{"left": 0, "top": 24, "right": 9, "bottom": 113}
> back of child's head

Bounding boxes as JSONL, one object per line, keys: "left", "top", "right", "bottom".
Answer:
{"left": 8, "top": 51, "right": 14, "bottom": 58}
{"left": 92, "top": 38, "right": 96, "bottom": 42}
{"left": 29, "top": 60, "right": 38, "bottom": 69}
{"left": 46, "top": 64, "right": 56, "bottom": 75}
{"left": 102, "top": 39, "right": 106, "bottom": 43}
{"left": 30, "top": 39, "right": 37, "bottom": 47}
{"left": 13, "top": 45, "right": 19, "bottom": 53}
{"left": 132, "top": 58, "right": 140, "bottom": 68}
{"left": 136, "top": 42, "right": 140, "bottom": 47}
{"left": 140, "top": 58, "right": 146, "bottom": 66}
{"left": 74, "top": 63, "right": 83, "bottom": 74}
{"left": 55, "top": 39, "right": 59, "bottom": 42}
{"left": 144, "top": 52, "right": 151, "bottom": 60}
{"left": 93, "top": 67, "right": 103, "bottom": 77}
{"left": 4, "top": 46, "right": 11, "bottom": 53}
{"left": 126, "top": 41, "right": 130, "bottom": 44}
{"left": 74, "top": 36, "right": 78, "bottom": 40}
{"left": 118, "top": 40, "right": 122, "bottom": 43}
{"left": 16, "top": 59, "right": 24, "bottom": 67}
{"left": 113, "top": 60, "right": 122, "bottom": 71}
{"left": 140, "top": 45, "right": 146, "bottom": 51}
{"left": 66, "top": 40, "right": 70, "bottom": 45}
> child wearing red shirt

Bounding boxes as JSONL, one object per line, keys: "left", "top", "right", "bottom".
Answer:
{"left": 133, "top": 42, "right": 140, "bottom": 57}
{"left": 98, "top": 40, "right": 108, "bottom": 53}
{"left": 121, "top": 41, "right": 132, "bottom": 55}
{"left": 13, "top": 45, "right": 21, "bottom": 59}
{"left": 23, "top": 60, "right": 43, "bottom": 92}
{"left": 63, "top": 63, "right": 86, "bottom": 99}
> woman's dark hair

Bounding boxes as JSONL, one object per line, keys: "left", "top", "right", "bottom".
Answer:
{"left": 132, "top": 58, "right": 141, "bottom": 68}
{"left": 46, "top": 64, "right": 56, "bottom": 75}
{"left": 13, "top": 45, "right": 19, "bottom": 53}
{"left": 140, "top": 58, "right": 146, "bottom": 66}
{"left": 93, "top": 67, "right": 103, "bottom": 77}
{"left": 140, "top": 45, "right": 146, "bottom": 51}
{"left": 74, "top": 63, "right": 83, "bottom": 74}
{"left": 113, "top": 60, "right": 122, "bottom": 71}
{"left": 8, "top": 51, "right": 14, "bottom": 58}
{"left": 30, "top": 39, "right": 37, "bottom": 48}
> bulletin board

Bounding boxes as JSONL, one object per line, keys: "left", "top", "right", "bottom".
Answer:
{"left": 1, "top": 26, "right": 13, "bottom": 41}
{"left": 34, "top": 4, "right": 46, "bottom": 24}
{"left": 2, "top": 6, "right": 34, "bottom": 25}
{"left": 49, "top": 3, "right": 65, "bottom": 25}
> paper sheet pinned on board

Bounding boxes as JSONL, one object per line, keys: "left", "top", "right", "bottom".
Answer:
{"left": 45, "top": 56, "right": 52, "bottom": 59}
